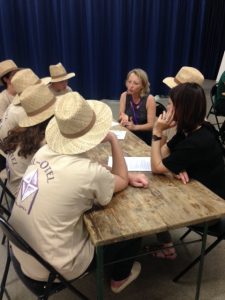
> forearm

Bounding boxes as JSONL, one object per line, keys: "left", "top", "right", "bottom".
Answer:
{"left": 111, "top": 137, "right": 128, "bottom": 182}
{"left": 132, "top": 122, "right": 153, "bottom": 131}
{"left": 151, "top": 129, "right": 164, "bottom": 173}
{"left": 151, "top": 128, "right": 169, "bottom": 174}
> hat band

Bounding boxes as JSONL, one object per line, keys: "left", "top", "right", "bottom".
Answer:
{"left": 61, "top": 112, "right": 96, "bottom": 139}
{"left": 27, "top": 97, "right": 56, "bottom": 117}
{"left": 51, "top": 72, "right": 68, "bottom": 79}
{"left": 174, "top": 78, "right": 182, "bottom": 85}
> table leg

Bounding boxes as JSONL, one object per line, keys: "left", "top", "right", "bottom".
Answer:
{"left": 96, "top": 246, "right": 104, "bottom": 300}
{"left": 195, "top": 222, "right": 208, "bottom": 300}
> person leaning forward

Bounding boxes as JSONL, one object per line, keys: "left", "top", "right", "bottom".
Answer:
{"left": 9, "top": 92, "right": 149, "bottom": 294}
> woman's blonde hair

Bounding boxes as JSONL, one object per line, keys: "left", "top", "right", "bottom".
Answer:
{"left": 126, "top": 68, "right": 150, "bottom": 97}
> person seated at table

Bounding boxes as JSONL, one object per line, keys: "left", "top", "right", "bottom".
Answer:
{"left": 119, "top": 68, "right": 156, "bottom": 145}
{"left": 0, "top": 59, "right": 20, "bottom": 121}
{"left": 151, "top": 82, "right": 225, "bottom": 198}
{"left": 2, "top": 83, "right": 56, "bottom": 196}
{"left": 9, "top": 92, "right": 149, "bottom": 294}
{"left": 161, "top": 66, "right": 205, "bottom": 144}
{"left": 0, "top": 68, "right": 51, "bottom": 141}
{"left": 150, "top": 83, "right": 225, "bottom": 258}
{"left": 48, "top": 62, "right": 75, "bottom": 96}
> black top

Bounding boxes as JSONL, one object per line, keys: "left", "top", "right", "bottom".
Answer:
{"left": 125, "top": 94, "right": 152, "bottom": 145}
{"left": 163, "top": 123, "right": 225, "bottom": 199}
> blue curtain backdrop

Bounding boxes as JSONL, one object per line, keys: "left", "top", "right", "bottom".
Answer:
{"left": 0, "top": 0, "right": 224, "bottom": 99}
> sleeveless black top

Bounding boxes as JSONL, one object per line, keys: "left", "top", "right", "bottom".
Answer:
{"left": 125, "top": 94, "right": 152, "bottom": 145}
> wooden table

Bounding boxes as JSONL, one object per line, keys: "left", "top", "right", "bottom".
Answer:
{"left": 84, "top": 125, "right": 225, "bottom": 300}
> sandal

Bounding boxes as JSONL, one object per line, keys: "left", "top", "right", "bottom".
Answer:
{"left": 144, "top": 243, "right": 177, "bottom": 260}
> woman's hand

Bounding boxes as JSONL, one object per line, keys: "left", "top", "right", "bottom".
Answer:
{"left": 128, "top": 173, "right": 149, "bottom": 188}
{"left": 119, "top": 112, "right": 129, "bottom": 125}
{"left": 174, "top": 171, "right": 189, "bottom": 184}
{"left": 154, "top": 108, "right": 176, "bottom": 134}
{"left": 123, "top": 117, "right": 137, "bottom": 131}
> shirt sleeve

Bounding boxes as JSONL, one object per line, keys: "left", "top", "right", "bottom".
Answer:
{"left": 89, "top": 162, "right": 115, "bottom": 206}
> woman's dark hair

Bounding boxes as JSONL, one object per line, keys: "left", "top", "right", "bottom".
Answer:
{"left": 2, "top": 117, "right": 52, "bottom": 158}
{"left": 169, "top": 82, "right": 206, "bottom": 133}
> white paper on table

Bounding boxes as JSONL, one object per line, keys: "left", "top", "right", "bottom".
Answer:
{"left": 108, "top": 156, "right": 151, "bottom": 171}
{"left": 111, "top": 121, "right": 119, "bottom": 126}
{"left": 110, "top": 130, "right": 126, "bottom": 140}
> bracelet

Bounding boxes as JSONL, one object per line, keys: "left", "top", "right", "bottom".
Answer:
{"left": 152, "top": 134, "right": 162, "bottom": 141}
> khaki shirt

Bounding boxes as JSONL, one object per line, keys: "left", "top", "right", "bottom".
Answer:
{"left": 6, "top": 148, "right": 33, "bottom": 197}
{"left": 0, "top": 90, "right": 14, "bottom": 120}
{"left": 0, "top": 104, "right": 26, "bottom": 141}
{"left": 10, "top": 144, "right": 114, "bottom": 281}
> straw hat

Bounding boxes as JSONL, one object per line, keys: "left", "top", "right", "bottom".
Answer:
{"left": 46, "top": 92, "right": 112, "bottom": 155}
{"left": 163, "top": 67, "right": 204, "bottom": 88}
{"left": 19, "top": 83, "right": 56, "bottom": 127}
{"left": 49, "top": 63, "right": 75, "bottom": 83}
{"left": 12, "top": 69, "right": 51, "bottom": 105}
{"left": 0, "top": 59, "right": 19, "bottom": 85}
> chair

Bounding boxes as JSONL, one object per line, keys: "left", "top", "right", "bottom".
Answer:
{"left": 0, "top": 216, "right": 89, "bottom": 300}
{"left": 173, "top": 219, "right": 225, "bottom": 282}
{"left": 156, "top": 101, "right": 167, "bottom": 117}
{"left": 0, "top": 179, "right": 15, "bottom": 300}
{"left": 207, "top": 84, "right": 225, "bottom": 144}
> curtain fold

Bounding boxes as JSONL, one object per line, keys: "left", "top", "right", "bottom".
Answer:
{"left": 0, "top": 0, "right": 224, "bottom": 99}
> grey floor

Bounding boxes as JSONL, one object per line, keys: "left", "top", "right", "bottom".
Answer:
{"left": 1, "top": 80, "right": 225, "bottom": 300}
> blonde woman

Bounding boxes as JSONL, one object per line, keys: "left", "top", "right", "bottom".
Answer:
{"left": 119, "top": 68, "right": 156, "bottom": 145}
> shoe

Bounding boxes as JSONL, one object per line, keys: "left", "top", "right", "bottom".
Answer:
{"left": 111, "top": 261, "right": 141, "bottom": 293}
{"left": 145, "top": 243, "right": 177, "bottom": 260}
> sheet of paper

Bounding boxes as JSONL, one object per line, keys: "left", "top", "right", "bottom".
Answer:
{"left": 111, "top": 121, "right": 119, "bottom": 126}
{"left": 108, "top": 156, "right": 151, "bottom": 171}
{"left": 110, "top": 130, "right": 126, "bottom": 140}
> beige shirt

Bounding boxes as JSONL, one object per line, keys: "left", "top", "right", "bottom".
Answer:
{"left": 0, "top": 90, "right": 14, "bottom": 120}
{"left": 0, "top": 104, "right": 26, "bottom": 141}
{"left": 6, "top": 148, "right": 33, "bottom": 197}
{"left": 49, "top": 85, "right": 72, "bottom": 96}
{"left": 10, "top": 144, "right": 114, "bottom": 281}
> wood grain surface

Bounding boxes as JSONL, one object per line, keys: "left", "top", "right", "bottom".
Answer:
{"left": 84, "top": 124, "right": 225, "bottom": 246}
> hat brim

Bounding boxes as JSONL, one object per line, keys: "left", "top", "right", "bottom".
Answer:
{"left": 46, "top": 100, "right": 112, "bottom": 155}
{"left": 19, "top": 104, "right": 55, "bottom": 127}
{"left": 12, "top": 77, "right": 52, "bottom": 106}
{"left": 0, "top": 67, "right": 21, "bottom": 85}
{"left": 50, "top": 73, "right": 75, "bottom": 83}
{"left": 162, "top": 77, "right": 178, "bottom": 89}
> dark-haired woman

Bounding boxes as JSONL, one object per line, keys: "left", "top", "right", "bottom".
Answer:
{"left": 2, "top": 83, "right": 56, "bottom": 196}
{"left": 3, "top": 119, "right": 51, "bottom": 196}
{"left": 151, "top": 82, "right": 225, "bottom": 199}
{"left": 151, "top": 83, "right": 225, "bottom": 256}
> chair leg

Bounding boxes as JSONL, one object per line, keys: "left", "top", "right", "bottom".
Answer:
{"left": 173, "top": 233, "right": 225, "bottom": 282}
{"left": 0, "top": 250, "right": 11, "bottom": 300}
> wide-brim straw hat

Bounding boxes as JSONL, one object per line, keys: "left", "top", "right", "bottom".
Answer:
{"left": 46, "top": 92, "right": 112, "bottom": 155}
{"left": 0, "top": 59, "right": 19, "bottom": 85}
{"left": 19, "top": 83, "right": 56, "bottom": 127}
{"left": 49, "top": 62, "right": 75, "bottom": 83}
{"left": 163, "top": 66, "right": 204, "bottom": 88}
{"left": 12, "top": 69, "right": 51, "bottom": 105}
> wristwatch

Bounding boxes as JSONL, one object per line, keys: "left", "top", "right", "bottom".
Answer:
{"left": 152, "top": 134, "right": 162, "bottom": 141}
